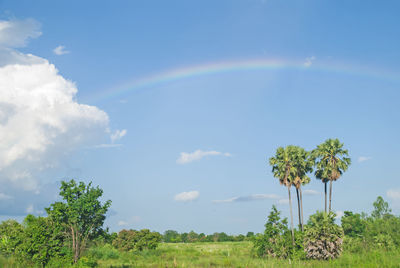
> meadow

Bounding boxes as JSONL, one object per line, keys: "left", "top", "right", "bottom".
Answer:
{"left": 2, "top": 241, "right": 399, "bottom": 267}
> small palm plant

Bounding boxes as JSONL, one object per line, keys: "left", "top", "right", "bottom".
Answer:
{"left": 312, "top": 139, "right": 351, "bottom": 212}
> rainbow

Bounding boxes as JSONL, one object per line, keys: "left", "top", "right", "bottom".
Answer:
{"left": 90, "top": 58, "right": 400, "bottom": 103}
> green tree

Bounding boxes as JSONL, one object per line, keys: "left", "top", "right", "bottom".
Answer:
{"left": 46, "top": 179, "right": 111, "bottom": 263}
{"left": 18, "top": 215, "right": 67, "bottom": 266}
{"left": 371, "top": 196, "right": 392, "bottom": 219}
{"left": 312, "top": 139, "right": 351, "bottom": 212}
{"left": 0, "top": 220, "right": 24, "bottom": 256}
{"left": 269, "top": 145, "right": 298, "bottom": 244}
{"left": 253, "top": 205, "right": 293, "bottom": 258}
{"left": 113, "top": 229, "right": 162, "bottom": 251}
{"left": 341, "top": 211, "right": 366, "bottom": 237}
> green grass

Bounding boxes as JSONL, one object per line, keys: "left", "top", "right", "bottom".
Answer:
{"left": 94, "top": 242, "right": 400, "bottom": 268}
{"left": 1, "top": 242, "right": 400, "bottom": 267}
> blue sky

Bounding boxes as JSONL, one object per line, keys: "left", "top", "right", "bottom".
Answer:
{"left": 0, "top": 0, "right": 399, "bottom": 234}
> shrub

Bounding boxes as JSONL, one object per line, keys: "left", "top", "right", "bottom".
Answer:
{"left": 304, "top": 211, "right": 344, "bottom": 260}
{"left": 253, "top": 205, "right": 302, "bottom": 259}
{"left": 113, "top": 229, "right": 162, "bottom": 252}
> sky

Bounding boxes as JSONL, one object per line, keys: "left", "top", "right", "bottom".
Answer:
{"left": 0, "top": 0, "right": 400, "bottom": 234}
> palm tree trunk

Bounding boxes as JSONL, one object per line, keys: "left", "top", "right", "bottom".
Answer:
{"left": 296, "top": 187, "right": 302, "bottom": 230}
{"left": 288, "top": 186, "right": 295, "bottom": 246}
{"left": 329, "top": 179, "right": 333, "bottom": 212}
{"left": 299, "top": 186, "right": 304, "bottom": 232}
{"left": 324, "top": 181, "right": 327, "bottom": 213}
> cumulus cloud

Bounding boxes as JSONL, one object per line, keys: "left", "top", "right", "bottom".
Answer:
{"left": 0, "top": 19, "right": 41, "bottom": 47}
{"left": 213, "top": 194, "right": 280, "bottom": 203}
{"left": 110, "top": 129, "right": 127, "bottom": 143}
{"left": 174, "top": 191, "right": 199, "bottom": 202}
{"left": 0, "top": 193, "right": 12, "bottom": 200}
{"left": 0, "top": 19, "right": 115, "bottom": 193}
{"left": 177, "top": 150, "right": 231, "bottom": 164}
{"left": 387, "top": 189, "right": 400, "bottom": 200}
{"left": 304, "top": 56, "right": 316, "bottom": 67}
{"left": 303, "top": 189, "right": 321, "bottom": 195}
{"left": 358, "top": 156, "right": 372, "bottom": 163}
{"left": 53, "top": 45, "right": 69, "bottom": 55}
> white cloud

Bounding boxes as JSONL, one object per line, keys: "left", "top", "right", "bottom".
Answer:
{"left": 335, "top": 210, "right": 344, "bottom": 219}
{"left": 277, "top": 198, "right": 289, "bottom": 205}
{"left": 93, "top": 144, "right": 122, "bottom": 149}
{"left": 358, "top": 156, "right": 372, "bottom": 163}
{"left": 387, "top": 189, "right": 400, "bottom": 200}
{"left": 26, "top": 204, "right": 34, "bottom": 214}
{"left": 174, "top": 191, "right": 200, "bottom": 202}
{"left": 0, "top": 19, "right": 118, "bottom": 192}
{"left": 303, "top": 189, "right": 321, "bottom": 195}
{"left": 111, "top": 129, "right": 127, "bottom": 143}
{"left": 177, "top": 150, "right": 232, "bottom": 164}
{"left": 118, "top": 220, "right": 128, "bottom": 226}
{"left": 213, "top": 194, "right": 280, "bottom": 203}
{"left": 304, "top": 56, "right": 316, "bottom": 67}
{"left": 0, "top": 19, "right": 41, "bottom": 47}
{"left": 53, "top": 45, "right": 69, "bottom": 55}
{"left": 0, "top": 193, "right": 12, "bottom": 200}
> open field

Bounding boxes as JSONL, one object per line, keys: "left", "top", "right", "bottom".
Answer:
{"left": 1, "top": 241, "right": 400, "bottom": 267}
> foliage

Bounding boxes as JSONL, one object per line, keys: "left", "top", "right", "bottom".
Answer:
{"left": 113, "top": 229, "right": 162, "bottom": 252}
{"left": 304, "top": 211, "right": 344, "bottom": 260}
{"left": 371, "top": 196, "right": 392, "bottom": 219}
{"left": 17, "top": 215, "right": 68, "bottom": 266}
{"left": 46, "top": 179, "right": 111, "bottom": 263}
{"left": 341, "top": 211, "right": 366, "bottom": 237}
{"left": 253, "top": 205, "right": 303, "bottom": 259}
{"left": 0, "top": 220, "right": 24, "bottom": 256}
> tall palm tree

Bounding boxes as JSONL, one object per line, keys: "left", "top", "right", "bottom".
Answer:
{"left": 312, "top": 139, "right": 351, "bottom": 212}
{"left": 269, "top": 145, "right": 297, "bottom": 245}
{"left": 291, "top": 146, "right": 313, "bottom": 231}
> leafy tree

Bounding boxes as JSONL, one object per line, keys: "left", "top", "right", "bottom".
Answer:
{"left": 341, "top": 211, "right": 366, "bottom": 237}
{"left": 253, "top": 205, "right": 295, "bottom": 258}
{"left": 312, "top": 139, "right": 351, "bottom": 212}
{"left": 163, "top": 230, "right": 181, "bottom": 243}
{"left": 0, "top": 220, "right": 24, "bottom": 256}
{"left": 371, "top": 196, "right": 392, "bottom": 219}
{"left": 304, "top": 211, "right": 344, "bottom": 260}
{"left": 269, "top": 145, "right": 298, "bottom": 245}
{"left": 113, "top": 229, "right": 162, "bottom": 251}
{"left": 46, "top": 179, "right": 111, "bottom": 263}
{"left": 18, "top": 215, "right": 67, "bottom": 266}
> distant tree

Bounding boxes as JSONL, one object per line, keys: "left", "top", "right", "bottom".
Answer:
{"left": 180, "top": 232, "right": 189, "bottom": 243}
{"left": 341, "top": 211, "right": 366, "bottom": 237}
{"left": 312, "top": 139, "right": 351, "bottom": 212}
{"left": 163, "top": 230, "right": 181, "bottom": 243}
{"left": 246, "top": 232, "right": 254, "bottom": 238}
{"left": 46, "top": 179, "right": 111, "bottom": 263}
{"left": 113, "top": 229, "right": 162, "bottom": 251}
{"left": 187, "top": 231, "right": 199, "bottom": 242}
{"left": 371, "top": 196, "right": 392, "bottom": 219}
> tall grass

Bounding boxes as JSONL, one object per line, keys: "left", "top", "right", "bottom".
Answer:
{"left": 1, "top": 242, "right": 400, "bottom": 267}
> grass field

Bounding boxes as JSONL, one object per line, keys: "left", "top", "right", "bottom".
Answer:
{"left": 1, "top": 241, "right": 400, "bottom": 267}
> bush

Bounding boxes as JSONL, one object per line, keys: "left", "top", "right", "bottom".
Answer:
{"left": 113, "top": 229, "right": 162, "bottom": 252}
{"left": 304, "top": 211, "right": 344, "bottom": 260}
{"left": 253, "top": 205, "right": 303, "bottom": 259}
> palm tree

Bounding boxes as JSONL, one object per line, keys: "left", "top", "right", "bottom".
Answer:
{"left": 312, "top": 139, "right": 351, "bottom": 212}
{"left": 291, "top": 146, "right": 313, "bottom": 231}
{"left": 269, "top": 145, "right": 296, "bottom": 245}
